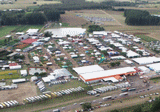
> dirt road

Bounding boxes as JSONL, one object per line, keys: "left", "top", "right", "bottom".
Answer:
{"left": 52, "top": 40, "right": 79, "bottom": 67}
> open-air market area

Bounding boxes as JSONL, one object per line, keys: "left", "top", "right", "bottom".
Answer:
{"left": 2, "top": 0, "right": 160, "bottom": 112}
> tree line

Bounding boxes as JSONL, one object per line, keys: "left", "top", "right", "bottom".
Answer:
{"left": 0, "top": 9, "right": 61, "bottom": 25}
{"left": 124, "top": 9, "right": 160, "bottom": 25}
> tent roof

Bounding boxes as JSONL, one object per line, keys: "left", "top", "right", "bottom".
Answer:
{"left": 73, "top": 65, "right": 104, "bottom": 75}
{"left": 80, "top": 67, "right": 136, "bottom": 82}
{"left": 103, "top": 77, "right": 119, "bottom": 83}
{"left": 21, "top": 39, "right": 38, "bottom": 44}
{"left": 132, "top": 56, "right": 160, "bottom": 65}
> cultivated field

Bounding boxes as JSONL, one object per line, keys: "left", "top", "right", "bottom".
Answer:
{"left": 0, "top": 82, "right": 37, "bottom": 103}
{"left": 0, "top": 0, "right": 61, "bottom": 10}
{"left": 103, "top": 10, "right": 160, "bottom": 40}
{"left": 60, "top": 11, "right": 92, "bottom": 27}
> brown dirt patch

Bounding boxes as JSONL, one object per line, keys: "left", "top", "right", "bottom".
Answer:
{"left": 60, "top": 11, "right": 91, "bottom": 27}
{"left": 0, "top": 82, "right": 37, "bottom": 103}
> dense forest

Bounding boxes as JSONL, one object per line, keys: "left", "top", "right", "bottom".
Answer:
{"left": 124, "top": 9, "right": 160, "bottom": 25}
{"left": 0, "top": 10, "right": 61, "bottom": 25}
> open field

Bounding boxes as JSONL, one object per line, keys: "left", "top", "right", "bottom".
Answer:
{"left": 102, "top": 10, "right": 160, "bottom": 41}
{"left": 43, "top": 80, "right": 87, "bottom": 95}
{"left": 0, "top": 0, "right": 61, "bottom": 10}
{"left": 0, "top": 82, "right": 37, "bottom": 103}
{"left": 60, "top": 11, "right": 92, "bottom": 27}
{"left": 0, "top": 25, "right": 43, "bottom": 38}
{"left": 0, "top": 26, "right": 20, "bottom": 38}
{"left": 0, "top": 70, "right": 19, "bottom": 80}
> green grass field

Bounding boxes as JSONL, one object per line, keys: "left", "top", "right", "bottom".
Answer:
{"left": 0, "top": 70, "right": 20, "bottom": 80}
{"left": 0, "top": 26, "right": 20, "bottom": 38}
{"left": 136, "top": 35, "right": 157, "bottom": 42}
{"left": 0, "top": 25, "right": 44, "bottom": 38}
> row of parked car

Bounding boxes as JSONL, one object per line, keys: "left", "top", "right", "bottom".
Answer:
{"left": 0, "top": 100, "right": 19, "bottom": 109}
{"left": 115, "top": 82, "right": 131, "bottom": 88}
{"left": 94, "top": 86, "right": 118, "bottom": 93}
{"left": 48, "top": 80, "right": 69, "bottom": 86}
{"left": 23, "top": 94, "right": 52, "bottom": 104}
{"left": 53, "top": 86, "right": 84, "bottom": 96}
{"left": 35, "top": 80, "right": 46, "bottom": 92}
{"left": 0, "top": 84, "right": 18, "bottom": 91}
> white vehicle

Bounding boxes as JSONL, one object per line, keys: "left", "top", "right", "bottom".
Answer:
{"left": 102, "top": 96, "right": 112, "bottom": 100}
{"left": 119, "top": 92, "right": 128, "bottom": 97}
{"left": 4, "top": 102, "right": 10, "bottom": 107}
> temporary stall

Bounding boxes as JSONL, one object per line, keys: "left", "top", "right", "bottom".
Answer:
{"left": 20, "top": 70, "right": 27, "bottom": 77}
{"left": 42, "top": 77, "right": 50, "bottom": 83}
{"left": 126, "top": 50, "right": 140, "bottom": 58}
{"left": 111, "top": 56, "right": 126, "bottom": 60}
{"left": 103, "top": 77, "right": 119, "bottom": 83}
{"left": 80, "top": 54, "right": 85, "bottom": 57}
{"left": 71, "top": 54, "right": 78, "bottom": 58}
{"left": 33, "top": 56, "right": 40, "bottom": 63}
{"left": 124, "top": 60, "right": 134, "bottom": 65}
{"left": 138, "top": 66, "right": 150, "bottom": 74}
{"left": 107, "top": 51, "right": 119, "bottom": 56}
{"left": 12, "top": 78, "right": 26, "bottom": 84}
{"left": 30, "top": 76, "right": 38, "bottom": 82}
{"left": 15, "top": 49, "right": 21, "bottom": 52}
{"left": 52, "top": 68, "right": 72, "bottom": 79}
{"left": 9, "top": 65, "right": 22, "bottom": 70}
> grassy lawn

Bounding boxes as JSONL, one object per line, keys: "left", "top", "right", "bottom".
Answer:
{"left": 13, "top": 25, "right": 44, "bottom": 32}
{"left": 42, "top": 80, "right": 87, "bottom": 94}
{"left": 0, "top": 26, "right": 20, "bottom": 38}
{"left": 0, "top": 25, "right": 44, "bottom": 38}
{"left": 0, "top": 70, "right": 20, "bottom": 80}
{"left": 136, "top": 34, "right": 157, "bottom": 42}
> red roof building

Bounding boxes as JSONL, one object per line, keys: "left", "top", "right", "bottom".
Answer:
{"left": 21, "top": 39, "right": 38, "bottom": 44}
{"left": 9, "top": 63, "right": 18, "bottom": 66}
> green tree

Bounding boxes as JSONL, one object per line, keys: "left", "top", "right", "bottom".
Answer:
{"left": 110, "top": 62, "right": 116, "bottom": 67}
{"left": 34, "top": 72, "right": 39, "bottom": 76}
{"left": 82, "top": 103, "right": 91, "bottom": 111}
{"left": 44, "top": 31, "right": 52, "bottom": 37}
{"left": 110, "top": 109, "right": 119, "bottom": 112}
{"left": 120, "top": 52, "right": 127, "bottom": 57}
{"left": 133, "top": 105, "right": 142, "bottom": 112}
{"left": 150, "top": 97, "right": 160, "bottom": 112}
{"left": 39, "top": 72, "right": 47, "bottom": 77}
{"left": 115, "top": 61, "right": 120, "bottom": 66}
{"left": 87, "top": 25, "right": 104, "bottom": 33}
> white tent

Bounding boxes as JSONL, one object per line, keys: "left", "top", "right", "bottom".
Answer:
{"left": 10, "top": 65, "right": 22, "bottom": 70}
{"left": 126, "top": 50, "right": 140, "bottom": 58}
{"left": 132, "top": 57, "right": 160, "bottom": 65}
{"left": 124, "top": 60, "right": 134, "bottom": 65}
{"left": 138, "top": 66, "right": 150, "bottom": 74}
{"left": 73, "top": 65, "right": 104, "bottom": 75}
{"left": 20, "top": 70, "right": 27, "bottom": 76}
{"left": 111, "top": 56, "right": 126, "bottom": 60}
{"left": 103, "top": 77, "right": 119, "bottom": 83}
{"left": 30, "top": 76, "right": 38, "bottom": 82}
{"left": 146, "top": 63, "right": 160, "bottom": 72}
{"left": 42, "top": 77, "right": 50, "bottom": 83}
